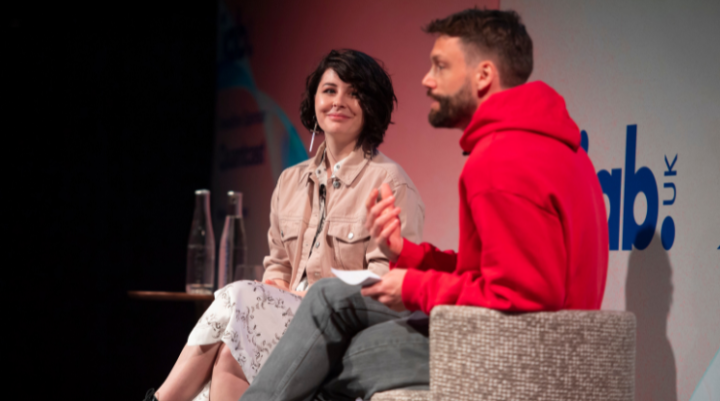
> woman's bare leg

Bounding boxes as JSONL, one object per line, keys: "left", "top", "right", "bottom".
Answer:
{"left": 155, "top": 343, "right": 222, "bottom": 401}
{"left": 209, "top": 343, "right": 250, "bottom": 401}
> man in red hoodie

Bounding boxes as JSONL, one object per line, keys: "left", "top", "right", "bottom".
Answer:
{"left": 241, "top": 9, "right": 608, "bottom": 401}
{"left": 362, "top": 10, "right": 609, "bottom": 315}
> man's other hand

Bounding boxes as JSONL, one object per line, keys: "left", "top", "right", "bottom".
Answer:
{"left": 361, "top": 268, "right": 407, "bottom": 311}
{"left": 365, "top": 183, "right": 404, "bottom": 262}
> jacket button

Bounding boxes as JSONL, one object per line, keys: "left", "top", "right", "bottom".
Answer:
{"left": 315, "top": 241, "right": 320, "bottom": 248}
{"left": 347, "top": 232, "right": 354, "bottom": 239}
{"left": 281, "top": 230, "right": 284, "bottom": 238}
{"left": 333, "top": 181, "right": 341, "bottom": 189}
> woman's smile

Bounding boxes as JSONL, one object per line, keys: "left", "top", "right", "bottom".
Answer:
{"left": 326, "top": 113, "right": 351, "bottom": 121}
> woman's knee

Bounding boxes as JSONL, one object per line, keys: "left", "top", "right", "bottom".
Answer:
{"left": 220, "top": 279, "right": 251, "bottom": 292}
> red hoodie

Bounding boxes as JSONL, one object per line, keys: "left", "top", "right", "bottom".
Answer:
{"left": 396, "top": 81, "right": 608, "bottom": 314}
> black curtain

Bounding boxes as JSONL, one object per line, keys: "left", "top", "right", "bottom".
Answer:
{"left": 9, "top": 2, "right": 217, "bottom": 398}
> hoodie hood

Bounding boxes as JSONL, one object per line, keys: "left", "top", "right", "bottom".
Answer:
{"left": 460, "top": 81, "right": 580, "bottom": 154}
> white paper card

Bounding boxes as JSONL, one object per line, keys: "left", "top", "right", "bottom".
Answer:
{"left": 331, "top": 268, "right": 381, "bottom": 287}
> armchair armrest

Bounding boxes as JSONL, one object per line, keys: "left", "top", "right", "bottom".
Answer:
{"left": 429, "top": 306, "right": 636, "bottom": 401}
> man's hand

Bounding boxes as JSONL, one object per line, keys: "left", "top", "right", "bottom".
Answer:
{"left": 263, "top": 279, "right": 290, "bottom": 291}
{"left": 365, "top": 183, "right": 404, "bottom": 262}
{"left": 361, "top": 268, "right": 407, "bottom": 311}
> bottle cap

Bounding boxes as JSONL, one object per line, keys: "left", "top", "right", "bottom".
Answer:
{"left": 227, "top": 191, "right": 243, "bottom": 216}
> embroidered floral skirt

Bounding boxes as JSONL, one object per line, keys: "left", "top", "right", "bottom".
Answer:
{"left": 187, "top": 280, "right": 303, "bottom": 399}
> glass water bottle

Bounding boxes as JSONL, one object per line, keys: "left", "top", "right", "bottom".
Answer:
{"left": 186, "top": 189, "right": 215, "bottom": 294}
{"left": 218, "top": 191, "right": 247, "bottom": 288}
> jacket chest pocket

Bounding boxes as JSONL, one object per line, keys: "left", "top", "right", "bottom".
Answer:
{"left": 327, "top": 221, "right": 370, "bottom": 271}
{"left": 279, "top": 219, "right": 301, "bottom": 264}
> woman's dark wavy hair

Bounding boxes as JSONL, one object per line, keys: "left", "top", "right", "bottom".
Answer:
{"left": 300, "top": 49, "right": 397, "bottom": 156}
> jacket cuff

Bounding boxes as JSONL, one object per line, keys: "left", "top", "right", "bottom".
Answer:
{"left": 390, "top": 238, "right": 425, "bottom": 270}
{"left": 261, "top": 269, "right": 292, "bottom": 284}
{"left": 367, "top": 261, "right": 390, "bottom": 277}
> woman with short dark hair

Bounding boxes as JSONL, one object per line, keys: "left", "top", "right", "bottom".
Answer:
{"left": 300, "top": 49, "right": 396, "bottom": 156}
{"left": 148, "top": 49, "right": 425, "bottom": 401}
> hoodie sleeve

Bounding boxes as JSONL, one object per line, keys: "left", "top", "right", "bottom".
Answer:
{"left": 390, "top": 238, "right": 457, "bottom": 273}
{"left": 401, "top": 190, "right": 567, "bottom": 314}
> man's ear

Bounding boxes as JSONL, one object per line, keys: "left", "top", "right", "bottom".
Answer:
{"left": 475, "top": 60, "right": 498, "bottom": 96}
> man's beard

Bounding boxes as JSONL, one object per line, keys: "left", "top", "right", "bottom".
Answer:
{"left": 427, "top": 82, "right": 477, "bottom": 128}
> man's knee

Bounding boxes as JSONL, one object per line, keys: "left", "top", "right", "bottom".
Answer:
{"left": 307, "top": 277, "right": 342, "bottom": 291}
{"left": 305, "top": 278, "right": 359, "bottom": 308}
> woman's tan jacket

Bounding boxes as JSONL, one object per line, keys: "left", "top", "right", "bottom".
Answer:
{"left": 262, "top": 142, "right": 425, "bottom": 290}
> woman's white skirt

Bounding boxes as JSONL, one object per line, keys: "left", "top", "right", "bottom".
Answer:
{"left": 187, "top": 280, "right": 303, "bottom": 399}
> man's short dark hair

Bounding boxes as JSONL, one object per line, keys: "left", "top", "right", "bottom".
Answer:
{"left": 300, "top": 49, "right": 397, "bottom": 156}
{"left": 425, "top": 9, "right": 533, "bottom": 87}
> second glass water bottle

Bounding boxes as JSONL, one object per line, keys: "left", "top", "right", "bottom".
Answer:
{"left": 218, "top": 191, "right": 247, "bottom": 288}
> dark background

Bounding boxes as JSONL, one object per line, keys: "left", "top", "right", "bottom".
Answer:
{"left": 9, "top": 2, "right": 218, "bottom": 398}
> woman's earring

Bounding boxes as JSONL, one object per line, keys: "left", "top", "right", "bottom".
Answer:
{"left": 309, "top": 120, "right": 318, "bottom": 153}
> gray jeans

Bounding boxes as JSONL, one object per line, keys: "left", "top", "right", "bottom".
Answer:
{"left": 241, "top": 278, "right": 430, "bottom": 401}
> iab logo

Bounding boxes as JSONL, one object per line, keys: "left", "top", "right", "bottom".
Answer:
{"left": 584, "top": 125, "right": 676, "bottom": 251}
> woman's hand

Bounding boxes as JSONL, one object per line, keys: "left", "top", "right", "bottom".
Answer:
{"left": 263, "top": 279, "right": 290, "bottom": 291}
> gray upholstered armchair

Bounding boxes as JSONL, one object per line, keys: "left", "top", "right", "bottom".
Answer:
{"left": 372, "top": 306, "right": 636, "bottom": 401}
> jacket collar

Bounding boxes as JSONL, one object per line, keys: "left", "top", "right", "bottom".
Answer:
{"left": 299, "top": 141, "right": 371, "bottom": 186}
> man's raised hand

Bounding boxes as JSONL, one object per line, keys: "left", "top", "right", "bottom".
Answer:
{"left": 364, "top": 183, "right": 404, "bottom": 262}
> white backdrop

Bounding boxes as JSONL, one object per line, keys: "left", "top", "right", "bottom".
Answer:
{"left": 502, "top": 1, "right": 720, "bottom": 400}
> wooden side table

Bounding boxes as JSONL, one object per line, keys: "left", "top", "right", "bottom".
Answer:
{"left": 128, "top": 291, "right": 215, "bottom": 320}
